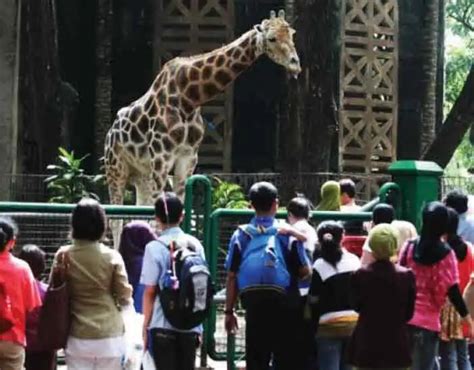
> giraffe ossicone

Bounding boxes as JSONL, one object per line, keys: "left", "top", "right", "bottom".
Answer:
{"left": 104, "top": 9, "right": 301, "bottom": 243}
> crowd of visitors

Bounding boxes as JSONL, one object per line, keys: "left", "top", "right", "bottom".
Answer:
{"left": 0, "top": 177, "right": 474, "bottom": 370}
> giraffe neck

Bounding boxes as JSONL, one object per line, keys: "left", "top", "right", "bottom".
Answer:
{"left": 182, "top": 29, "right": 262, "bottom": 106}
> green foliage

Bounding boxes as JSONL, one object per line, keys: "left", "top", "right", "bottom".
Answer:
{"left": 445, "top": 0, "right": 474, "bottom": 176}
{"left": 211, "top": 177, "right": 249, "bottom": 210}
{"left": 45, "top": 147, "right": 104, "bottom": 203}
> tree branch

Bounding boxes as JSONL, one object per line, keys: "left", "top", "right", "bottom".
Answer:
{"left": 448, "top": 13, "right": 474, "bottom": 32}
{"left": 422, "top": 64, "right": 474, "bottom": 167}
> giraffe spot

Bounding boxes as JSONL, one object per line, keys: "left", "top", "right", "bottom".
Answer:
{"left": 176, "top": 68, "right": 188, "bottom": 90}
{"left": 148, "top": 101, "right": 158, "bottom": 118}
{"left": 194, "top": 60, "right": 204, "bottom": 69}
{"left": 137, "top": 115, "right": 149, "bottom": 134}
{"left": 146, "top": 131, "right": 153, "bottom": 142}
{"left": 163, "top": 136, "right": 174, "bottom": 152}
{"left": 121, "top": 131, "right": 129, "bottom": 142}
{"left": 180, "top": 98, "right": 194, "bottom": 115}
{"left": 241, "top": 38, "right": 249, "bottom": 49}
{"left": 123, "top": 121, "right": 131, "bottom": 132}
{"left": 170, "top": 127, "right": 185, "bottom": 144}
{"left": 189, "top": 67, "right": 200, "bottom": 81}
{"left": 155, "top": 118, "right": 167, "bottom": 133}
{"left": 138, "top": 145, "right": 147, "bottom": 158}
{"left": 185, "top": 84, "right": 200, "bottom": 102}
{"left": 231, "top": 63, "right": 247, "bottom": 74}
{"left": 154, "top": 159, "right": 163, "bottom": 172}
{"left": 159, "top": 107, "right": 165, "bottom": 117}
{"left": 203, "top": 83, "right": 220, "bottom": 98}
{"left": 129, "top": 105, "right": 142, "bottom": 122}
{"left": 246, "top": 47, "right": 254, "bottom": 59}
{"left": 168, "top": 96, "right": 179, "bottom": 107}
{"left": 202, "top": 66, "right": 212, "bottom": 80}
{"left": 233, "top": 49, "right": 242, "bottom": 59}
{"left": 152, "top": 74, "right": 164, "bottom": 91}
{"left": 225, "top": 49, "right": 233, "bottom": 57}
{"left": 169, "top": 80, "right": 177, "bottom": 94}
{"left": 131, "top": 127, "right": 143, "bottom": 143}
{"left": 206, "top": 55, "right": 216, "bottom": 64}
{"left": 144, "top": 96, "right": 154, "bottom": 112}
{"left": 216, "top": 55, "right": 225, "bottom": 67}
{"left": 152, "top": 140, "right": 163, "bottom": 154}
{"left": 126, "top": 144, "right": 137, "bottom": 156}
{"left": 215, "top": 70, "right": 232, "bottom": 86}
{"left": 167, "top": 111, "right": 180, "bottom": 127}
{"left": 157, "top": 90, "right": 166, "bottom": 105}
{"left": 187, "top": 125, "right": 203, "bottom": 147}
{"left": 164, "top": 154, "right": 171, "bottom": 162}
{"left": 240, "top": 54, "right": 249, "bottom": 64}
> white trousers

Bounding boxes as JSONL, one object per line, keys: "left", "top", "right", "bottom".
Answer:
{"left": 66, "top": 355, "right": 122, "bottom": 370}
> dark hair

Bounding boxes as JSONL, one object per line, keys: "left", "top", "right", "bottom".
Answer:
{"left": 154, "top": 192, "right": 183, "bottom": 224}
{"left": 421, "top": 201, "right": 449, "bottom": 240}
{"left": 446, "top": 207, "right": 468, "bottom": 261}
{"left": 287, "top": 195, "right": 311, "bottom": 219}
{"left": 71, "top": 198, "right": 106, "bottom": 241}
{"left": 0, "top": 217, "right": 18, "bottom": 252}
{"left": 373, "top": 203, "right": 395, "bottom": 225}
{"left": 317, "top": 221, "right": 344, "bottom": 267}
{"left": 444, "top": 189, "right": 468, "bottom": 215}
{"left": 339, "top": 179, "right": 356, "bottom": 199}
{"left": 248, "top": 182, "right": 278, "bottom": 213}
{"left": 18, "top": 244, "right": 46, "bottom": 279}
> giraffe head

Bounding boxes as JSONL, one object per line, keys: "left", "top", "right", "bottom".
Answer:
{"left": 255, "top": 10, "right": 301, "bottom": 79}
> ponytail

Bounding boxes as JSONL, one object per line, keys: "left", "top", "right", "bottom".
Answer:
{"left": 317, "top": 221, "right": 343, "bottom": 268}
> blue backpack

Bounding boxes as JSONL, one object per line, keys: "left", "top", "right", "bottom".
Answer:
{"left": 237, "top": 224, "right": 290, "bottom": 294}
{"left": 159, "top": 237, "right": 214, "bottom": 330}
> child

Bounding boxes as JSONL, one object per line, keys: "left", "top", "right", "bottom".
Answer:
{"left": 18, "top": 244, "right": 57, "bottom": 370}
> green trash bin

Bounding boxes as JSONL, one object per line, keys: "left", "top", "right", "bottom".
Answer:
{"left": 388, "top": 161, "right": 444, "bottom": 230}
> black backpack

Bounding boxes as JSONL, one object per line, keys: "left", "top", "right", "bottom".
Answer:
{"left": 159, "top": 236, "right": 214, "bottom": 330}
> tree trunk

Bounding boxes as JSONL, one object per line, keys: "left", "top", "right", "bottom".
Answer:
{"left": 0, "top": 0, "right": 20, "bottom": 199}
{"left": 19, "top": 0, "right": 78, "bottom": 173}
{"left": 277, "top": 0, "right": 341, "bottom": 201}
{"left": 422, "top": 65, "right": 474, "bottom": 167}
{"left": 419, "top": 0, "right": 440, "bottom": 155}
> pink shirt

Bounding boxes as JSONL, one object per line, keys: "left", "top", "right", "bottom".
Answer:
{"left": 400, "top": 242, "right": 458, "bottom": 332}
{"left": 0, "top": 250, "right": 41, "bottom": 346}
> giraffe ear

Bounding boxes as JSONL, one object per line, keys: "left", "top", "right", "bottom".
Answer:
{"left": 254, "top": 24, "right": 263, "bottom": 33}
{"left": 278, "top": 9, "right": 286, "bottom": 19}
{"left": 270, "top": 10, "right": 276, "bottom": 19}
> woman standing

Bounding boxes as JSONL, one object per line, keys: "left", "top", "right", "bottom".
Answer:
{"left": 439, "top": 208, "right": 474, "bottom": 370}
{"left": 348, "top": 224, "right": 416, "bottom": 370}
{"left": 118, "top": 220, "right": 157, "bottom": 313}
{"left": 53, "top": 198, "right": 132, "bottom": 370}
{"left": 309, "top": 221, "right": 361, "bottom": 370}
{"left": 398, "top": 202, "right": 474, "bottom": 370}
{"left": 0, "top": 218, "right": 41, "bottom": 370}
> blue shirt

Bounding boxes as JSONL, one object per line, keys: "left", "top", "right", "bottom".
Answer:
{"left": 459, "top": 213, "right": 474, "bottom": 244}
{"left": 140, "top": 227, "right": 204, "bottom": 333}
{"left": 225, "top": 216, "right": 310, "bottom": 290}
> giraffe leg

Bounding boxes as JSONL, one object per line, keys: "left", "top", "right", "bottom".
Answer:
{"left": 107, "top": 177, "right": 127, "bottom": 249}
{"left": 173, "top": 151, "right": 198, "bottom": 201}
{"left": 134, "top": 177, "right": 157, "bottom": 206}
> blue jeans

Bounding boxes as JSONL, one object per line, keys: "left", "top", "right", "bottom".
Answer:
{"left": 409, "top": 326, "right": 440, "bottom": 370}
{"left": 440, "top": 339, "right": 472, "bottom": 370}
{"left": 133, "top": 283, "right": 145, "bottom": 313}
{"left": 317, "top": 337, "right": 352, "bottom": 370}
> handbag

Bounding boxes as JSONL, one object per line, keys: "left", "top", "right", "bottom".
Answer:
{"left": 38, "top": 250, "right": 71, "bottom": 349}
{"left": 0, "top": 281, "right": 14, "bottom": 334}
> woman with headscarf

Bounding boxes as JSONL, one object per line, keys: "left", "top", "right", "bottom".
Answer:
{"left": 348, "top": 224, "right": 416, "bottom": 370}
{"left": 118, "top": 221, "right": 157, "bottom": 313}
{"left": 439, "top": 208, "right": 474, "bottom": 370}
{"left": 398, "top": 202, "right": 474, "bottom": 370}
{"left": 316, "top": 181, "right": 341, "bottom": 211}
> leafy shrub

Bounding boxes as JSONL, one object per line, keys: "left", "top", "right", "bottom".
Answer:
{"left": 45, "top": 147, "right": 104, "bottom": 203}
{"left": 211, "top": 177, "right": 249, "bottom": 210}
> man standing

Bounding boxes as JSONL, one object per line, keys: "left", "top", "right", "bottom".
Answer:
{"left": 224, "top": 182, "right": 311, "bottom": 370}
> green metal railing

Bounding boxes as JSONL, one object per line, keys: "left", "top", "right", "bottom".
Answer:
{"left": 206, "top": 209, "right": 373, "bottom": 367}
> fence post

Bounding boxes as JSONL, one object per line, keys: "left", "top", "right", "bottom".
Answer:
{"left": 388, "top": 161, "right": 444, "bottom": 229}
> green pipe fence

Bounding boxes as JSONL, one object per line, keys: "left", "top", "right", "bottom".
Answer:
{"left": 206, "top": 208, "right": 374, "bottom": 365}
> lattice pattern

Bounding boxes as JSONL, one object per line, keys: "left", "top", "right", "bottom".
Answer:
{"left": 154, "top": 0, "right": 235, "bottom": 171}
{"left": 339, "top": 0, "right": 398, "bottom": 174}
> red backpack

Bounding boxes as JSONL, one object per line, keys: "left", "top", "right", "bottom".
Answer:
{"left": 0, "top": 281, "right": 14, "bottom": 333}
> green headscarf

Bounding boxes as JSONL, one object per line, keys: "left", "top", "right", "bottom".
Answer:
{"left": 316, "top": 181, "right": 341, "bottom": 211}
{"left": 368, "top": 223, "right": 399, "bottom": 260}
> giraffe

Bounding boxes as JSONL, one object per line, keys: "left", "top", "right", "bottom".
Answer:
{"left": 104, "top": 9, "right": 301, "bottom": 213}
